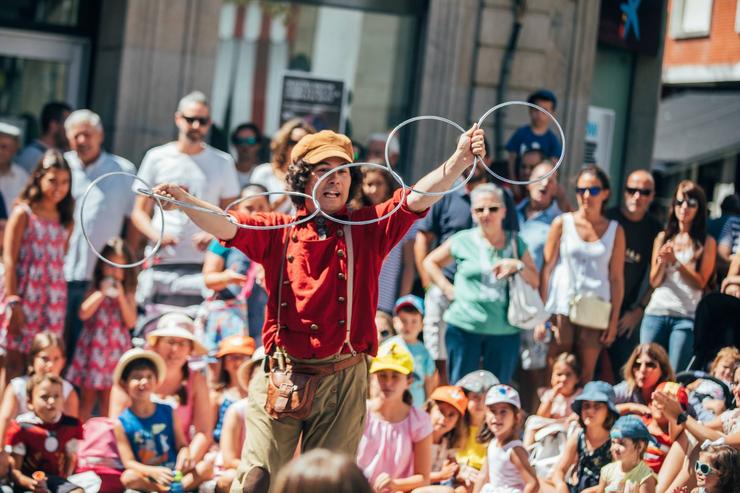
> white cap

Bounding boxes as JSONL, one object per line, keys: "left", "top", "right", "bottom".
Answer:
{"left": 484, "top": 384, "right": 521, "bottom": 409}
{"left": 0, "top": 122, "right": 21, "bottom": 140}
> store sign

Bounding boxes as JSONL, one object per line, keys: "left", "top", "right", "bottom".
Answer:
{"left": 279, "top": 71, "right": 346, "bottom": 133}
{"left": 584, "top": 106, "right": 615, "bottom": 169}
{"left": 598, "top": 0, "right": 664, "bottom": 55}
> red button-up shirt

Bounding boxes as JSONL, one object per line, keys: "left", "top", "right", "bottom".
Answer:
{"left": 223, "top": 188, "right": 426, "bottom": 358}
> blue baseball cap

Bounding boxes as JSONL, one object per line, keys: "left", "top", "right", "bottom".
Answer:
{"left": 527, "top": 89, "right": 557, "bottom": 109}
{"left": 394, "top": 295, "right": 425, "bottom": 316}
{"left": 610, "top": 415, "right": 657, "bottom": 444}
{"left": 572, "top": 381, "right": 619, "bottom": 418}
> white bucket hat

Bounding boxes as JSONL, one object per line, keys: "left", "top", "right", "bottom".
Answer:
{"left": 146, "top": 312, "right": 207, "bottom": 356}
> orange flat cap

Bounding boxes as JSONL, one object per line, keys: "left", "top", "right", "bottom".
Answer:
{"left": 290, "top": 130, "right": 354, "bottom": 165}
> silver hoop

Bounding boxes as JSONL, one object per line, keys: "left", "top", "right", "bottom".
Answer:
{"left": 223, "top": 191, "right": 321, "bottom": 230}
{"left": 385, "top": 115, "right": 481, "bottom": 196}
{"left": 311, "top": 162, "right": 407, "bottom": 226}
{"left": 476, "top": 101, "right": 566, "bottom": 186}
{"left": 80, "top": 171, "right": 165, "bottom": 269}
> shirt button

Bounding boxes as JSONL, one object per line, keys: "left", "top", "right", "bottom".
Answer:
{"left": 337, "top": 229, "right": 344, "bottom": 237}
{"left": 337, "top": 250, "right": 345, "bottom": 258}
{"left": 337, "top": 296, "right": 345, "bottom": 303}
{"left": 338, "top": 273, "right": 346, "bottom": 281}
{"left": 310, "top": 323, "right": 319, "bottom": 331}
{"left": 283, "top": 279, "right": 290, "bottom": 285}
{"left": 339, "top": 320, "right": 345, "bottom": 326}
{"left": 280, "top": 302, "right": 287, "bottom": 308}
{"left": 292, "top": 234, "right": 298, "bottom": 242}
{"left": 287, "top": 255, "right": 294, "bottom": 263}
{"left": 280, "top": 325, "right": 288, "bottom": 330}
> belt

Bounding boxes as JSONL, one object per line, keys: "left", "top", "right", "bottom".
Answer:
{"left": 268, "top": 352, "right": 365, "bottom": 377}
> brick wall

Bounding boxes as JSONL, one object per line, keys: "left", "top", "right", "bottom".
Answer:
{"left": 664, "top": 0, "right": 740, "bottom": 67}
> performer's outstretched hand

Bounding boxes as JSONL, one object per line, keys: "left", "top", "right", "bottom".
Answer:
{"left": 151, "top": 183, "right": 190, "bottom": 211}
{"left": 456, "top": 124, "right": 486, "bottom": 164}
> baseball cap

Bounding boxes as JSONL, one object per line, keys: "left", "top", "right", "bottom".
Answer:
{"left": 572, "top": 381, "right": 619, "bottom": 418}
{"left": 610, "top": 415, "right": 657, "bottom": 444}
{"left": 430, "top": 386, "right": 468, "bottom": 416}
{"left": 216, "top": 334, "right": 256, "bottom": 358}
{"left": 0, "top": 122, "right": 21, "bottom": 140}
{"left": 456, "top": 370, "right": 500, "bottom": 395}
{"left": 290, "top": 130, "right": 354, "bottom": 165}
{"left": 394, "top": 295, "right": 425, "bottom": 316}
{"left": 370, "top": 340, "right": 414, "bottom": 375}
{"left": 484, "top": 384, "right": 521, "bottom": 409}
{"left": 656, "top": 381, "right": 689, "bottom": 410}
{"left": 527, "top": 89, "right": 557, "bottom": 109}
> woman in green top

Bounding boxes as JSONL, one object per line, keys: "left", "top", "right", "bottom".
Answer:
{"left": 424, "top": 183, "right": 538, "bottom": 385}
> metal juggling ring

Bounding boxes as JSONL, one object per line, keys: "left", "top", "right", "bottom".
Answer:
{"left": 384, "top": 115, "right": 481, "bottom": 196}
{"left": 81, "top": 101, "right": 567, "bottom": 267}
{"left": 80, "top": 171, "right": 165, "bottom": 269}
{"left": 222, "top": 191, "right": 321, "bottom": 230}
{"left": 476, "top": 101, "right": 566, "bottom": 186}
{"left": 311, "top": 162, "right": 407, "bottom": 226}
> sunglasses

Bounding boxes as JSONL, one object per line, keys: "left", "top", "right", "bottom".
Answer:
{"left": 473, "top": 206, "right": 500, "bottom": 214}
{"left": 576, "top": 186, "right": 602, "bottom": 196}
{"left": 694, "top": 461, "right": 714, "bottom": 476}
{"left": 234, "top": 136, "right": 258, "bottom": 146}
{"left": 674, "top": 198, "right": 699, "bottom": 208}
{"left": 635, "top": 359, "right": 658, "bottom": 370}
{"left": 182, "top": 115, "right": 210, "bottom": 126}
{"left": 625, "top": 187, "right": 653, "bottom": 196}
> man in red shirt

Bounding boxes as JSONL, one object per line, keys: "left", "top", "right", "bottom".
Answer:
{"left": 152, "top": 126, "right": 485, "bottom": 493}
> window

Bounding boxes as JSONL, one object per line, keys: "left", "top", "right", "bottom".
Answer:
{"left": 670, "top": 0, "right": 713, "bottom": 39}
{"left": 211, "top": 1, "right": 420, "bottom": 150}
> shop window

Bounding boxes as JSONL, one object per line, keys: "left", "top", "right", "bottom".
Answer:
{"left": 670, "top": 0, "right": 713, "bottom": 39}
{"left": 211, "top": 0, "right": 421, "bottom": 152}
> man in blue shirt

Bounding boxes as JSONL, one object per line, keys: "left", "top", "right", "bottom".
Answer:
{"left": 505, "top": 89, "right": 562, "bottom": 183}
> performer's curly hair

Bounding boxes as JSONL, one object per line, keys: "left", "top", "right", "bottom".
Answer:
{"left": 287, "top": 158, "right": 363, "bottom": 208}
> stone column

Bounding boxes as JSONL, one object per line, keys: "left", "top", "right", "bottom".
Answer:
{"left": 90, "top": 0, "right": 223, "bottom": 164}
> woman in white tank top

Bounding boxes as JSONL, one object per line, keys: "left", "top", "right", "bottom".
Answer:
{"left": 640, "top": 181, "right": 716, "bottom": 372}
{"left": 541, "top": 166, "right": 625, "bottom": 383}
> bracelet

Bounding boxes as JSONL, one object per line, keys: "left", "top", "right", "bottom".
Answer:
{"left": 6, "top": 295, "right": 21, "bottom": 305}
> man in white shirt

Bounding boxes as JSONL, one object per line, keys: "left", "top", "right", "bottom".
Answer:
{"left": 0, "top": 123, "right": 29, "bottom": 213}
{"left": 16, "top": 101, "right": 72, "bottom": 173}
{"left": 132, "top": 91, "right": 239, "bottom": 308}
{"left": 63, "top": 109, "right": 138, "bottom": 360}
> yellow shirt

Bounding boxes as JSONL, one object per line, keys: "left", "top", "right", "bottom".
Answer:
{"left": 601, "top": 461, "right": 655, "bottom": 492}
{"left": 455, "top": 425, "right": 487, "bottom": 470}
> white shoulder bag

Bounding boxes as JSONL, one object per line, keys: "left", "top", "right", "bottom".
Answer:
{"left": 507, "top": 234, "right": 549, "bottom": 330}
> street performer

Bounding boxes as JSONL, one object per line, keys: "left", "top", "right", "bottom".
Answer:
{"left": 150, "top": 126, "right": 485, "bottom": 493}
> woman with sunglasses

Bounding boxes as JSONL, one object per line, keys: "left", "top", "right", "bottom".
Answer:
{"left": 614, "top": 343, "right": 674, "bottom": 416}
{"left": 640, "top": 180, "right": 716, "bottom": 372}
{"left": 540, "top": 165, "right": 626, "bottom": 384}
{"left": 424, "top": 183, "right": 539, "bottom": 385}
{"left": 251, "top": 118, "right": 315, "bottom": 213}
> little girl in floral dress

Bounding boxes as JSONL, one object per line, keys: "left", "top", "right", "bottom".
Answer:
{"left": 66, "top": 238, "right": 137, "bottom": 420}
{"left": 0, "top": 150, "right": 74, "bottom": 380}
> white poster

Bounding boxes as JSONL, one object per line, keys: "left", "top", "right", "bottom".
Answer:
{"left": 584, "top": 106, "right": 616, "bottom": 169}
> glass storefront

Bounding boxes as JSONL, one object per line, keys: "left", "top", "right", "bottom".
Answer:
{"left": 211, "top": 0, "right": 422, "bottom": 152}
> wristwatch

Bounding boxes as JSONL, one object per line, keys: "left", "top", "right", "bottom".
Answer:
{"left": 676, "top": 412, "right": 688, "bottom": 425}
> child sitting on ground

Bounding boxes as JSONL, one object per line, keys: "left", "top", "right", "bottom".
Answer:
{"left": 691, "top": 443, "right": 739, "bottom": 493}
{"left": 596, "top": 415, "right": 656, "bottom": 493}
{"left": 388, "top": 295, "right": 437, "bottom": 407}
{"left": 548, "top": 381, "right": 618, "bottom": 493}
{"left": 356, "top": 341, "right": 433, "bottom": 492}
{"left": 112, "top": 348, "right": 212, "bottom": 492}
{"left": 473, "top": 385, "right": 539, "bottom": 493}
{"left": 524, "top": 352, "right": 582, "bottom": 446}
{"left": 5, "top": 374, "right": 84, "bottom": 493}
{"left": 424, "top": 386, "right": 469, "bottom": 486}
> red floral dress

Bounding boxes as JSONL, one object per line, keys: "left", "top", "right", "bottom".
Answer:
{"left": 0, "top": 204, "right": 67, "bottom": 354}
{"left": 66, "top": 296, "right": 131, "bottom": 390}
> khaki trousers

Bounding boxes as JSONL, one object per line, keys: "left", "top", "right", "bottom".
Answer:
{"left": 230, "top": 354, "right": 368, "bottom": 492}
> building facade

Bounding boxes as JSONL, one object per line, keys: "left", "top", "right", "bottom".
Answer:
{"left": 0, "top": 0, "right": 666, "bottom": 192}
